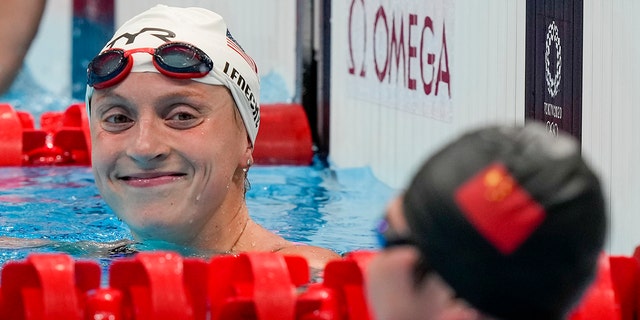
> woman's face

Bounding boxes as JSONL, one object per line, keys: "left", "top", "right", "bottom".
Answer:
{"left": 367, "top": 196, "right": 425, "bottom": 319}
{"left": 366, "top": 196, "right": 480, "bottom": 320}
{"left": 89, "top": 72, "right": 251, "bottom": 245}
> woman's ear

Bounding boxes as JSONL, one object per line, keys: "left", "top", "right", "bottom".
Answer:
{"left": 247, "top": 135, "right": 254, "bottom": 152}
{"left": 242, "top": 135, "right": 254, "bottom": 169}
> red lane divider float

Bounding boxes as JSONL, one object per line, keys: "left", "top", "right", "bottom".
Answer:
{"left": 252, "top": 103, "right": 314, "bottom": 165}
{"left": 110, "top": 252, "right": 208, "bottom": 320}
{"left": 0, "top": 254, "right": 101, "bottom": 319}
{"left": 0, "top": 103, "right": 314, "bottom": 167}
{"left": 0, "top": 250, "right": 633, "bottom": 319}
{"left": 0, "top": 104, "right": 22, "bottom": 166}
{"left": 0, "top": 102, "right": 91, "bottom": 166}
{"left": 0, "top": 251, "right": 374, "bottom": 320}
{"left": 209, "top": 253, "right": 307, "bottom": 319}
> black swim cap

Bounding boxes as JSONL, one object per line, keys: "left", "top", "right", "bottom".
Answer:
{"left": 403, "top": 123, "right": 606, "bottom": 319}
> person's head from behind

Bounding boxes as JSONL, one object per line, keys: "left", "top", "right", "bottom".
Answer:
{"left": 367, "top": 123, "right": 607, "bottom": 320}
{"left": 85, "top": 5, "right": 260, "bottom": 247}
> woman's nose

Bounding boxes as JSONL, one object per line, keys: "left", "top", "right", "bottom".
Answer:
{"left": 126, "top": 118, "right": 170, "bottom": 164}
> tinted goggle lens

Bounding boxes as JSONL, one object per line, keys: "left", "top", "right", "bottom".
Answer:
{"left": 87, "top": 42, "right": 213, "bottom": 89}
{"left": 156, "top": 44, "right": 211, "bottom": 73}
{"left": 87, "top": 49, "right": 128, "bottom": 87}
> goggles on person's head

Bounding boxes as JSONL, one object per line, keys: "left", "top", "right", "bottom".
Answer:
{"left": 376, "top": 217, "right": 415, "bottom": 249}
{"left": 87, "top": 42, "right": 214, "bottom": 89}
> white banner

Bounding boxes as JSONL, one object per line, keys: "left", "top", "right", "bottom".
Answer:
{"left": 344, "top": 0, "right": 454, "bottom": 121}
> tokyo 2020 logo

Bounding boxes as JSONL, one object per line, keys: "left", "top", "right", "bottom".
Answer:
{"left": 545, "top": 21, "right": 562, "bottom": 98}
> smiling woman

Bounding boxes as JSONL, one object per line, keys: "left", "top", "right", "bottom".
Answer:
{"left": 90, "top": 76, "right": 250, "bottom": 250}
{"left": 84, "top": 4, "right": 339, "bottom": 269}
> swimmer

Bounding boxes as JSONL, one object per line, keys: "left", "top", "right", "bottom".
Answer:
{"left": 366, "top": 124, "right": 607, "bottom": 319}
{"left": 85, "top": 5, "right": 339, "bottom": 269}
{"left": 0, "top": 0, "right": 46, "bottom": 94}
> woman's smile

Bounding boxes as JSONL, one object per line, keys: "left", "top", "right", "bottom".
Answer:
{"left": 118, "top": 172, "right": 187, "bottom": 188}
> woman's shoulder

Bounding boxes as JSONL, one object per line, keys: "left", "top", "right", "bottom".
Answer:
{"left": 276, "top": 243, "right": 341, "bottom": 270}
{"left": 238, "top": 220, "right": 341, "bottom": 269}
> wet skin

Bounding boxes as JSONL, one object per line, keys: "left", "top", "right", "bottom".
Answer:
{"left": 89, "top": 72, "right": 339, "bottom": 268}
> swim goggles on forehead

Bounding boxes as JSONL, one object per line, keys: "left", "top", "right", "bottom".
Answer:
{"left": 87, "top": 42, "right": 213, "bottom": 89}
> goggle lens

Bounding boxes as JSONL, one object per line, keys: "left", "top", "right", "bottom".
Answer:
{"left": 88, "top": 49, "right": 129, "bottom": 88}
{"left": 154, "top": 43, "right": 213, "bottom": 75}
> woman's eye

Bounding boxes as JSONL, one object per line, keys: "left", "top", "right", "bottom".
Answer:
{"left": 166, "top": 111, "right": 202, "bottom": 129}
{"left": 105, "top": 114, "right": 132, "bottom": 124}
{"left": 101, "top": 113, "right": 134, "bottom": 132}
{"left": 169, "top": 112, "right": 196, "bottom": 121}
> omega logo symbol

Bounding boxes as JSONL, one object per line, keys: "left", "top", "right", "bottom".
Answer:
{"left": 545, "top": 21, "right": 562, "bottom": 98}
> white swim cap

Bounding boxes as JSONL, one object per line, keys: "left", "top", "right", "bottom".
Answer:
{"left": 85, "top": 4, "right": 260, "bottom": 145}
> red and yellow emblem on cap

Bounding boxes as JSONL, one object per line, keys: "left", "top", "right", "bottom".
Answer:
{"left": 454, "top": 162, "right": 546, "bottom": 255}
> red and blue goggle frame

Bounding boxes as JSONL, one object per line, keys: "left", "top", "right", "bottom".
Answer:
{"left": 87, "top": 42, "right": 214, "bottom": 89}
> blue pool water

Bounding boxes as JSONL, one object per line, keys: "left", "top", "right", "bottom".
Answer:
{"left": 0, "top": 159, "right": 395, "bottom": 272}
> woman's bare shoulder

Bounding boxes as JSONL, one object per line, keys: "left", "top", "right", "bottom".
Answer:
{"left": 237, "top": 220, "right": 341, "bottom": 269}
{"left": 277, "top": 243, "right": 341, "bottom": 270}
